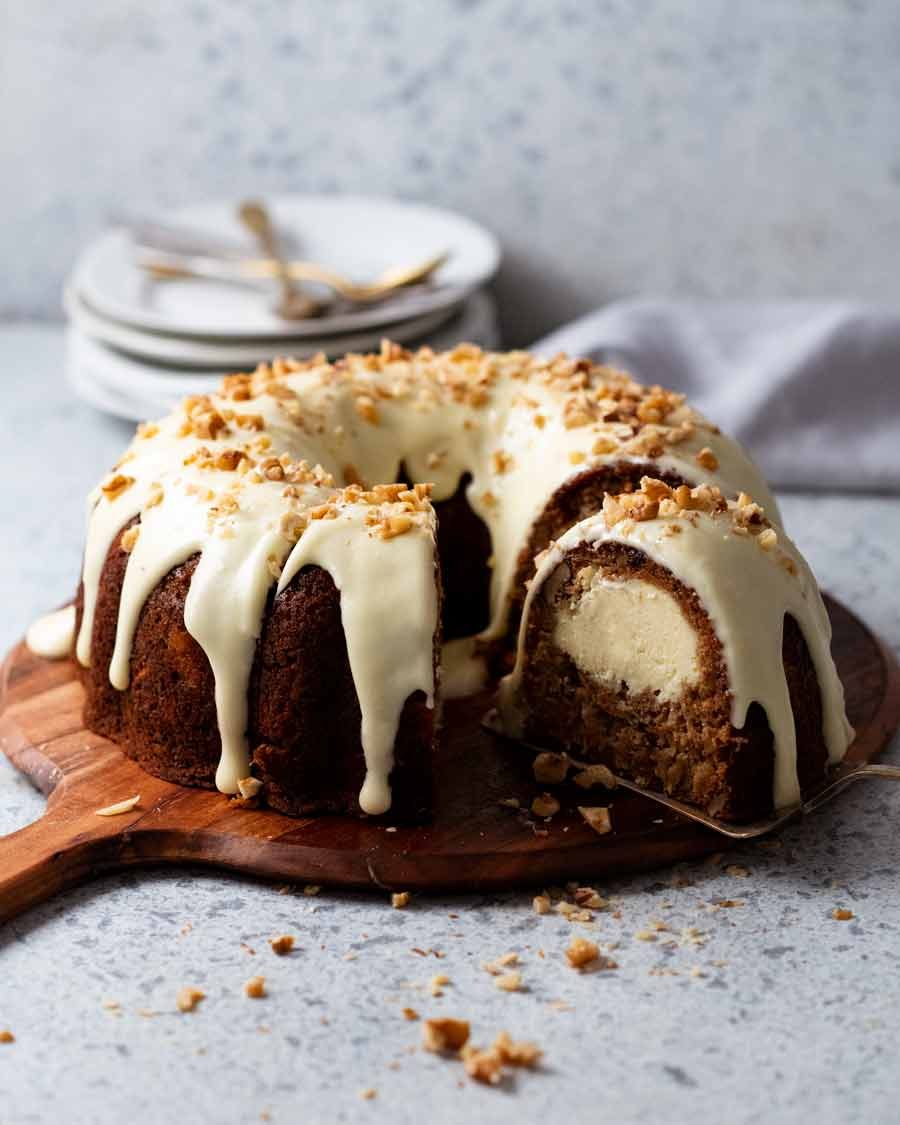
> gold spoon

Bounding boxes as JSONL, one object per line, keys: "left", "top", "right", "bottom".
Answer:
{"left": 139, "top": 249, "right": 451, "bottom": 305}
{"left": 237, "top": 199, "right": 324, "bottom": 320}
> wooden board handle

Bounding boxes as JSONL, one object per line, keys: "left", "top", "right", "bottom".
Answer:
{"left": 0, "top": 808, "right": 114, "bottom": 924}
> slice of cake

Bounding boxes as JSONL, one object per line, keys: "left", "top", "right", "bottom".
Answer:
{"left": 497, "top": 479, "right": 853, "bottom": 821}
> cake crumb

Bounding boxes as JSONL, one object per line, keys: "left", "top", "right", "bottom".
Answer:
{"left": 532, "top": 894, "right": 552, "bottom": 915}
{"left": 391, "top": 892, "right": 411, "bottom": 909}
{"left": 244, "top": 976, "right": 267, "bottom": 999}
{"left": 269, "top": 935, "right": 295, "bottom": 956}
{"left": 176, "top": 987, "right": 206, "bottom": 1013}
{"left": 95, "top": 795, "right": 141, "bottom": 817}
{"left": 532, "top": 752, "right": 569, "bottom": 784}
{"left": 531, "top": 793, "right": 560, "bottom": 818}
{"left": 0, "top": 1030, "right": 14, "bottom": 1044}
{"left": 422, "top": 1018, "right": 470, "bottom": 1053}
{"left": 578, "top": 806, "right": 612, "bottom": 835}
{"left": 832, "top": 908, "right": 854, "bottom": 921}
{"left": 494, "top": 971, "right": 523, "bottom": 993}
{"left": 566, "top": 936, "right": 599, "bottom": 969}
{"left": 634, "top": 930, "right": 657, "bottom": 942}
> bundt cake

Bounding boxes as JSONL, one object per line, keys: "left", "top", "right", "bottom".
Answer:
{"left": 497, "top": 478, "right": 853, "bottom": 821}
{"left": 25, "top": 342, "right": 850, "bottom": 822}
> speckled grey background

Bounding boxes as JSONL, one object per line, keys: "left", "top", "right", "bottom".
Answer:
{"left": 3, "top": 1, "right": 900, "bottom": 341}
{"left": 1, "top": 326, "right": 900, "bottom": 1124}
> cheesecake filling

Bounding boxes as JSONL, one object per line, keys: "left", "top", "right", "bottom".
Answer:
{"left": 553, "top": 574, "right": 700, "bottom": 702}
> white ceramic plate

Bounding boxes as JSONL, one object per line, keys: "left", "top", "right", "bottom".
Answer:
{"left": 64, "top": 287, "right": 461, "bottom": 369}
{"left": 71, "top": 195, "right": 500, "bottom": 339}
{"left": 67, "top": 291, "right": 502, "bottom": 422}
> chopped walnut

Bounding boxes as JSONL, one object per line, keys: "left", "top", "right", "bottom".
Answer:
{"left": 493, "top": 1031, "right": 542, "bottom": 1068}
{"left": 391, "top": 891, "right": 411, "bottom": 909}
{"left": 0, "top": 1030, "right": 14, "bottom": 1044}
{"left": 832, "top": 908, "right": 854, "bottom": 921}
{"left": 482, "top": 952, "right": 519, "bottom": 976}
{"left": 101, "top": 474, "right": 135, "bottom": 502}
{"left": 236, "top": 777, "right": 263, "bottom": 800}
{"left": 695, "top": 446, "right": 719, "bottom": 471}
{"left": 176, "top": 986, "right": 206, "bottom": 1013}
{"left": 494, "top": 971, "right": 522, "bottom": 993}
{"left": 574, "top": 764, "right": 617, "bottom": 790}
{"left": 359, "top": 1088, "right": 377, "bottom": 1101}
{"left": 402, "top": 1007, "right": 419, "bottom": 1021}
{"left": 532, "top": 894, "right": 552, "bottom": 915}
{"left": 269, "top": 935, "right": 295, "bottom": 956}
{"left": 422, "top": 1017, "right": 470, "bottom": 1053}
{"left": 461, "top": 1044, "right": 504, "bottom": 1085}
{"left": 757, "top": 528, "right": 778, "bottom": 551}
{"left": 120, "top": 526, "right": 140, "bottom": 553}
{"left": 244, "top": 976, "right": 267, "bottom": 999}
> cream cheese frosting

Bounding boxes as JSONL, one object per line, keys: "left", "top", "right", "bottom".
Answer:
{"left": 499, "top": 481, "right": 853, "bottom": 810}
{"left": 34, "top": 343, "right": 791, "bottom": 814}
{"left": 553, "top": 576, "right": 701, "bottom": 703}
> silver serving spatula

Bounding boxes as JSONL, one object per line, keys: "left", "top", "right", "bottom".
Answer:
{"left": 481, "top": 709, "right": 900, "bottom": 840}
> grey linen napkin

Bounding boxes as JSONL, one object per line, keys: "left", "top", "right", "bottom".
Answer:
{"left": 532, "top": 300, "right": 900, "bottom": 492}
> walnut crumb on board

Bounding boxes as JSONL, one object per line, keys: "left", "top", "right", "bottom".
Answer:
{"left": 532, "top": 752, "right": 569, "bottom": 784}
{"left": 565, "top": 937, "right": 599, "bottom": 969}
{"left": 176, "top": 987, "right": 206, "bottom": 1013}
{"left": 269, "top": 935, "right": 295, "bottom": 956}
{"left": 578, "top": 806, "right": 612, "bottom": 835}
{"left": 95, "top": 795, "right": 140, "bottom": 817}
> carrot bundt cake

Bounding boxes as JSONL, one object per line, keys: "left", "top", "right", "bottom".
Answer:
{"left": 26, "top": 343, "right": 851, "bottom": 822}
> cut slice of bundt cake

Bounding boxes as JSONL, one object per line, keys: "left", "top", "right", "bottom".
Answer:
{"left": 497, "top": 478, "right": 853, "bottom": 821}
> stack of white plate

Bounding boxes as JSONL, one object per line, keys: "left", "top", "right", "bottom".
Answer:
{"left": 65, "top": 196, "right": 501, "bottom": 421}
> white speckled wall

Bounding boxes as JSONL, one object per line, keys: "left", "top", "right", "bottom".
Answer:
{"left": 2, "top": 0, "right": 899, "bottom": 341}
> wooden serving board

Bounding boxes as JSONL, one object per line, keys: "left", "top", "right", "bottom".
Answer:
{"left": 1, "top": 595, "right": 898, "bottom": 923}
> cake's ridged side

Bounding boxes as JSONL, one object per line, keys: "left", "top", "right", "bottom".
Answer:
{"left": 77, "top": 520, "right": 438, "bottom": 820}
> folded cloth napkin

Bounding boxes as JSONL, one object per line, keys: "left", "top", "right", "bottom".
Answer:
{"left": 531, "top": 300, "right": 899, "bottom": 492}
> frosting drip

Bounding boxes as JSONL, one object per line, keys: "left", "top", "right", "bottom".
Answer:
{"left": 26, "top": 605, "right": 76, "bottom": 659}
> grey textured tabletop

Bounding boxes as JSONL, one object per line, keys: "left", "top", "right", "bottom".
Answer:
{"left": 1, "top": 325, "right": 899, "bottom": 1125}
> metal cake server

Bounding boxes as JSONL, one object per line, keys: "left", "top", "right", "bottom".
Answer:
{"left": 481, "top": 709, "right": 900, "bottom": 840}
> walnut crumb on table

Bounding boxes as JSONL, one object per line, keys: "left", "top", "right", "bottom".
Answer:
{"left": 422, "top": 1018, "right": 471, "bottom": 1053}
{"left": 270, "top": 934, "right": 295, "bottom": 956}
{"left": 565, "top": 937, "right": 600, "bottom": 969}
{"left": 833, "top": 908, "right": 854, "bottom": 921}
{"left": 391, "top": 891, "right": 411, "bottom": 909}
{"left": 359, "top": 1088, "right": 377, "bottom": 1101}
{"left": 244, "top": 976, "right": 267, "bottom": 999}
{"left": 532, "top": 751, "right": 569, "bottom": 784}
{"left": 176, "top": 987, "right": 206, "bottom": 1013}
{"left": 494, "top": 972, "right": 523, "bottom": 992}
{"left": 0, "top": 1030, "right": 14, "bottom": 1044}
